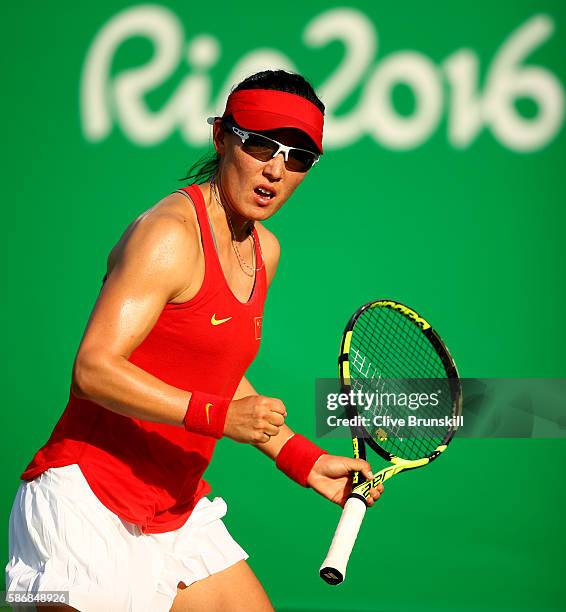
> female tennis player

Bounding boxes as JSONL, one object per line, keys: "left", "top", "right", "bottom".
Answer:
{"left": 6, "top": 70, "right": 383, "bottom": 612}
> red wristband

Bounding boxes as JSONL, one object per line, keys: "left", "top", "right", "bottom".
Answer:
{"left": 183, "top": 391, "right": 230, "bottom": 439}
{"left": 275, "top": 433, "right": 328, "bottom": 487}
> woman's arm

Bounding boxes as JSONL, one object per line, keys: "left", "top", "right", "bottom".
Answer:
{"left": 235, "top": 375, "right": 382, "bottom": 506}
{"left": 71, "top": 207, "right": 285, "bottom": 443}
{"left": 233, "top": 376, "right": 294, "bottom": 458}
{"left": 72, "top": 210, "right": 198, "bottom": 426}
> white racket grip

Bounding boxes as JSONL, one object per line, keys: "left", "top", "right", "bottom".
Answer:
{"left": 320, "top": 496, "right": 367, "bottom": 585}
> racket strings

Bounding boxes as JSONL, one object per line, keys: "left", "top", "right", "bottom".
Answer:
{"left": 349, "top": 307, "right": 453, "bottom": 460}
{"left": 350, "top": 369, "right": 445, "bottom": 459}
{"left": 362, "top": 310, "right": 445, "bottom": 379}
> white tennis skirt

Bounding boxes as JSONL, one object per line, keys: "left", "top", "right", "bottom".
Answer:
{"left": 5, "top": 464, "right": 248, "bottom": 612}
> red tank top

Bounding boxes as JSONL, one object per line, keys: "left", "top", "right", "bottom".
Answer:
{"left": 21, "top": 184, "right": 267, "bottom": 533}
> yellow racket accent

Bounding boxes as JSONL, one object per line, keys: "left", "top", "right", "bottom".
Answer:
{"left": 343, "top": 331, "right": 353, "bottom": 354}
{"left": 353, "top": 456, "right": 430, "bottom": 498}
{"left": 370, "top": 300, "right": 431, "bottom": 331}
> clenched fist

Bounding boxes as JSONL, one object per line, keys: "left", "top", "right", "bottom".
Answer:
{"left": 224, "top": 395, "right": 287, "bottom": 444}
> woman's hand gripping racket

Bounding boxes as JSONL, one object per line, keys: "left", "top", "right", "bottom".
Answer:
{"left": 319, "top": 299, "right": 462, "bottom": 585}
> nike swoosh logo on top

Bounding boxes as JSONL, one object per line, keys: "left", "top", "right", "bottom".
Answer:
{"left": 211, "top": 314, "right": 232, "bottom": 326}
{"left": 205, "top": 402, "right": 213, "bottom": 424}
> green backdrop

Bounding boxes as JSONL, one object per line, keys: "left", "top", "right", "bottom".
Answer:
{"left": 2, "top": 1, "right": 565, "bottom": 610}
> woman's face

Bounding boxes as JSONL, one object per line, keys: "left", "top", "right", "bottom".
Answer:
{"left": 213, "top": 121, "right": 317, "bottom": 221}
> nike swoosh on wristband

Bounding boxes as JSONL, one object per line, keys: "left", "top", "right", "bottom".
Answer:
{"left": 205, "top": 402, "right": 213, "bottom": 424}
{"left": 211, "top": 314, "right": 232, "bottom": 326}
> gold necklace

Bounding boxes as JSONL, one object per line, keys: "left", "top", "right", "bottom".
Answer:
{"left": 210, "top": 177, "right": 264, "bottom": 277}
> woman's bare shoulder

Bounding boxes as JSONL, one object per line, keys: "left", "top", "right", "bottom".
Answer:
{"left": 255, "top": 222, "right": 280, "bottom": 252}
{"left": 255, "top": 222, "right": 280, "bottom": 286}
{"left": 106, "top": 191, "right": 201, "bottom": 277}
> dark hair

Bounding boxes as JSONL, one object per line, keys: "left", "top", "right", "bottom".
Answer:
{"left": 180, "top": 70, "right": 325, "bottom": 184}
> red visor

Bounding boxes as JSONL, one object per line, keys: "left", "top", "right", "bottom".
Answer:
{"left": 223, "top": 89, "right": 324, "bottom": 153}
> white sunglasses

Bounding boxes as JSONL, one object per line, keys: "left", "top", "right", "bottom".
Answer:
{"left": 207, "top": 117, "right": 320, "bottom": 172}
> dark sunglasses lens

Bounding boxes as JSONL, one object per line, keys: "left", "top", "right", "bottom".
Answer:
{"left": 239, "top": 130, "right": 318, "bottom": 171}
{"left": 287, "top": 149, "right": 317, "bottom": 172}
{"left": 241, "top": 134, "right": 278, "bottom": 162}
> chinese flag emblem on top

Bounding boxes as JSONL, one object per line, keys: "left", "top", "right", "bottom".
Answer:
{"left": 254, "top": 316, "right": 262, "bottom": 340}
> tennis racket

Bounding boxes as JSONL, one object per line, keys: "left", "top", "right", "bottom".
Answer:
{"left": 319, "top": 299, "right": 462, "bottom": 585}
